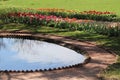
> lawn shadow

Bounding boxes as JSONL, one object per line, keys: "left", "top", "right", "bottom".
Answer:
{"left": 0, "top": 21, "right": 69, "bottom": 34}
{"left": 69, "top": 31, "right": 120, "bottom": 55}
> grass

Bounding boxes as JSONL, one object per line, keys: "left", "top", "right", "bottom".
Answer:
{"left": 101, "top": 63, "right": 120, "bottom": 80}
{"left": 0, "top": 0, "right": 120, "bottom": 16}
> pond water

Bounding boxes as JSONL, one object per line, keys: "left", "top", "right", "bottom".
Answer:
{"left": 0, "top": 38, "right": 85, "bottom": 71}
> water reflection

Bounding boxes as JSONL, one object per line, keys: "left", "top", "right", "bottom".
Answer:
{"left": 0, "top": 38, "right": 6, "bottom": 50}
{"left": 0, "top": 38, "right": 85, "bottom": 71}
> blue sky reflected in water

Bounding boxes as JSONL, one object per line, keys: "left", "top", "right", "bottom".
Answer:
{"left": 0, "top": 38, "right": 85, "bottom": 71}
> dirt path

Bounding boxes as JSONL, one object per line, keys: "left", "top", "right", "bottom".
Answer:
{"left": 0, "top": 33, "right": 117, "bottom": 80}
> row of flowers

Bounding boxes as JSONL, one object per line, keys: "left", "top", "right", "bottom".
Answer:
{"left": 1, "top": 12, "right": 119, "bottom": 37}
{"left": 37, "top": 8, "right": 76, "bottom": 13}
{"left": 0, "top": 8, "right": 118, "bottom": 22}
{"left": 37, "top": 8, "right": 115, "bottom": 15}
{"left": 36, "top": 8, "right": 117, "bottom": 21}
{"left": 80, "top": 10, "right": 115, "bottom": 15}
{"left": 8, "top": 12, "right": 93, "bottom": 23}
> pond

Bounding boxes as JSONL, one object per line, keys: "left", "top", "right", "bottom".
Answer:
{"left": 0, "top": 38, "right": 85, "bottom": 71}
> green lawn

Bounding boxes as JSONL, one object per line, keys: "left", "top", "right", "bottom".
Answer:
{"left": 0, "top": 0, "right": 120, "bottom": 15}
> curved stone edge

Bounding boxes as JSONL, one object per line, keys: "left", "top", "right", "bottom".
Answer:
{"left": 0, "top": 32, "right": 91, "bottom": 73}
{"left": 0, "top": 57, "right": 91, "bottom": 72}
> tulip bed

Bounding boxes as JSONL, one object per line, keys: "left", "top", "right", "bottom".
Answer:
{"left": 0, "top": 8, "right": 120, "bottom": 37}
{"left": 37, "top": 8, "right": 118, "bottom": 21}
{"left": 0, "top": 8, "right": 119, "bottom": 21}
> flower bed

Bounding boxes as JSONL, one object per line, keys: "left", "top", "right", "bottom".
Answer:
{"left": 2, "top": 12, "right": 94, "bottom": 30}
{"left": 37, "top": 8, "right": 117, "bottom": 21}
{"left": 1, "top": 11, "right": 120, "bottom": 37}
{"left": 0, "top": 8, "right": 118, "bottom": 22}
